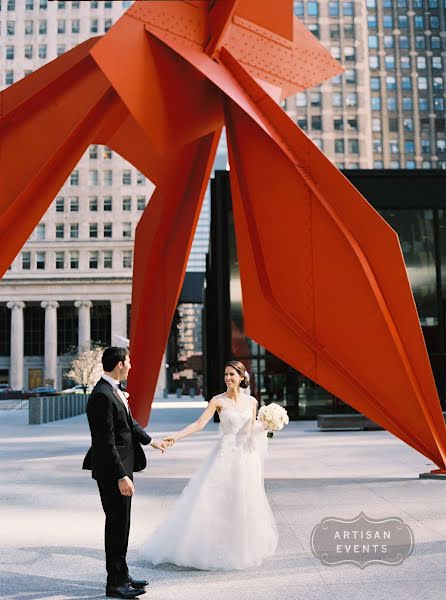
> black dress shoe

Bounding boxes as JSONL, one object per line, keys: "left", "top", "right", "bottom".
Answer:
{"left": 128, "top": 576, "right": 149, "bottom": 589}
{"left": 105, "top": 583, "right": 145, "bottom": 598}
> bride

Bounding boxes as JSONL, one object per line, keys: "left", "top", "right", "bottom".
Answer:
{"left": 137, "top": 360, "right": 279, "bottom": 570}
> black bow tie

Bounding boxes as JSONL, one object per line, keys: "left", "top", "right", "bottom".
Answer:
{"left": 118, "top": 383, "right": 126, "bottom": 392}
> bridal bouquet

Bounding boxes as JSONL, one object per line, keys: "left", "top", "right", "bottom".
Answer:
{"left": 257, "top": 403, "right": 289, "bottom": 438}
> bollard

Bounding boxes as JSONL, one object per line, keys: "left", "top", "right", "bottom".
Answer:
{"left": 42, "top": 397, "right": 49, "bottom": 423}
{"left": 29, "top": 397, "right": 42, "bottom": 425}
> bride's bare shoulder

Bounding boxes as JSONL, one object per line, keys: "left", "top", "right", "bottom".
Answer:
{"left": 208, "top": 393, "right": 225, "bottom": 410}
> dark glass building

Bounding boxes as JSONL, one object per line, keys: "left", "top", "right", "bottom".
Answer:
{"left": 205, "top": 169, "right": 446, "bottom": 419}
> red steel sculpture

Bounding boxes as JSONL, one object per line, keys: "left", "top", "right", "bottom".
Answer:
{"left": 1, "top": 0, "right": 446, "bottom": 471}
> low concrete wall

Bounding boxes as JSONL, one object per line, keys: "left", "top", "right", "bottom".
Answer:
{"left": 29, "top": 394, "right": 89, "bottom": 425}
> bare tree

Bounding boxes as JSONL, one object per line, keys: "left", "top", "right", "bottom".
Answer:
{"left": 67, "top": 343, "right": 104, "bottom": 392}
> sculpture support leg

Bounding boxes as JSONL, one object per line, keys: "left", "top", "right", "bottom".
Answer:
{"left": 128, "top": 130, "right": 221, "bottom": 426}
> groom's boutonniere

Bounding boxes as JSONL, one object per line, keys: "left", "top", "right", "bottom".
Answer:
{"left": 122, "top": 391, "right": 130, "bottom": 399}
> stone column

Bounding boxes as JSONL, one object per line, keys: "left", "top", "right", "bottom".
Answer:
{"left": 41, "top": 301, "right": 59, "bottom": 387}
{"left": 111, "top": 301, "right": 128, "bottom": 345}
{"left": 6, "top": 301, "right": 25, "bottom": 390}
{"left": 75, "top": 300, "right": 92, "bottom": 350}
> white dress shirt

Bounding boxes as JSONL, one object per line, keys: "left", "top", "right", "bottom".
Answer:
{"left": 102, "top": 373, "right": 130, "bottom": 414}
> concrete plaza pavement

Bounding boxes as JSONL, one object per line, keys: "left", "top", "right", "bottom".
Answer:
{"left": 1, "top": 396, "right": 446, "bottom": 600}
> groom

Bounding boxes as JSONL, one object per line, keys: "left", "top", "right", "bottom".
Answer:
{"left": 83, "top": 346, "right": 167, "bottom": 599}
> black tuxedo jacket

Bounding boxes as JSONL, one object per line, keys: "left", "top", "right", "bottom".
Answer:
{"left": 82, "top": 377, "right": 152, "bottom": 481}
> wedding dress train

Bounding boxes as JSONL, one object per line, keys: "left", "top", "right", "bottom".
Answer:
{"left": 137, "top": 394, "right": 278, "bottom": 570}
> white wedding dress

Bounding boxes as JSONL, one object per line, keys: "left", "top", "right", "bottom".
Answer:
{"left": 137, "top": 393, "right": 279, "bottom": 570}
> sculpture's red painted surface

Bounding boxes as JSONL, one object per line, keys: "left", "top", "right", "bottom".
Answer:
{"left": 2, "top": 0, "right": 445, "bottom": 470}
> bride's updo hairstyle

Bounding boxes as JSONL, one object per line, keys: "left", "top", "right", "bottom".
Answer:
{"left": 225, "top": 360, "right": 249, "bottom": 389}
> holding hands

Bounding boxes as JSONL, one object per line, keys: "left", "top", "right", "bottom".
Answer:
{"left": 162, "top": 433, "right": 179, "bottom": 448}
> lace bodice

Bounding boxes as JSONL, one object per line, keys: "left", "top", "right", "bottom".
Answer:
{"left": 217, "top": 394, "right": 254, "bottom": 436}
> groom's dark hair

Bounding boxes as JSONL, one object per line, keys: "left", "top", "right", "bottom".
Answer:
{"left": 102, "top": 346, "right": 129, "bottom": 372}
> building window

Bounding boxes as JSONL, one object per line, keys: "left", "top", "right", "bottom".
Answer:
{"left": 414, "top": 16, "right": 424, "bottom": 30}
{"left": 405, "top": 140, "right": 415, "bottom": 154}
{"left": 6, "top": 46, "right": 14, "bottom": 60}
{"left": 25, "top": 20, "right": 33, "bottom": 34}
{"left": 123, "top": 250, "right": 132, "bottom": 269}
{"left": 294, "top": 1, "right": 304, "bottom": 16}
{"left": 24, "top": 306, "right": 45, "bottom": 356}
{"left": 398, "top": 16, "right": 408, "bottom": 29}
{"left": 402, "top": 97, "right": 413, "bottom": 110}
{"left": 70, "top": 223, "right": 79, "bottom": 239}
{"left": 103, "top": 251, "right": 113, "bottom": 269}
{"left": 104, "top": 223, "right": 113, "bottom": 238}
{"left": 122, "top": 170, "right": 132, "bottom": 185}
{"left": 368, "top": 35, "right": 378, "bottom": 49}
{"left": 137, "top": 196, "right": 146, "bottom": 210}
{"left": 385, "top": 55, "right": 395, "bottom": 70}
{"left": 372, "top": 118, "right": 381, "bottom": 132}
{"left": 434, "top": 98, "right": 445, "bottom": 112}
{"left": 311, "top": 116, "right": 322, "bottom": 130}
{"left": 403, "top": 118, "right": 413, "bottom": 131}
{"left": 36, "top": 251, "right": 45, "bottom": 270}
{"left": 104, "top": 18, "right": 112, "bottom": 32}
{"left": 70, "top": 251, "right": 79, "bottom": 269}
{"left": 89, "top": 251, "right": 99, "bottom": 269}
{"left": 310, "top": 92, "right": 322, "bottom": 107}
{"left": 415, "top": 36, "right": 425, "bottom": 49}
{"left": 421, "top": 139, "right": 431, "bottom": 154}
{"left": 370, "top": 77, "right": 380, "bottom": 91}
{"left": 22, "top": 251, "right": 31, "bottom": 270}
{"left": 386, "top": 76, "right": 396, "bottom": 90}
{"left": 123, "top": 223, "right": 132, "bottom": 238}
{"left": 24, "top": 45, "right": 33, "bottom": 59}
{"left": 418, "top": 76, "right": 428, "bottom": 90}
{"left": 136, "top": 171, "right": 145, "bottom": 185}
{"left": 89, "top": 169, "right": 99, "bottom": 186}
{"left": 401, "top": 77, "right": 412, "bottom": 90}
{"left": 57, "top": 19, "right": 66, "bottom": 34}
{"left": 103, "top": 196, "right": 112, "bottom": 211}
{"left": 344, "top": 46, "right": 355, "bottom": 61}
{"left": 39, "top": 45, "right": 47, "bottom": 59}
{"left": 35, "top": 223, "right": 46, "bottom": 240}
{"left": 387, "top": 97, "right": 397, "bottom": 112}
{"left": 70, "top": 170, "right": 79, "bottom": 186}
{"left": 331, "top": 92, "right": 342, "bottom": 106}
{"left": 55, "top": 223, "right": 64, "bottom": 239}
{"left": 334, "top": 139, "right": 344, "bottom": 153}
{"left": 369, "top": 56, "right": 379, "bottom": 70}
{"left": 345, "top": 69, "right": 356, "bottom": 84}
{"left": 332, "top": 118, "right": 343, "bottom": 131}
{"left": 371, "top": 97, "right": 381, "bottom": 111}
{"left": 84, "top": 198, "right": 96, "bottom": 215}
{"left": 7, "top": 22, "right": 15, "bottom": 36}
{"left": 5, "top": 70, "right": 14, "bottom": 85}
{"left": 390, "top": 140, "right": 399, "bottom": 154}
{"left": 383, "top": 15, "right": 393, "bottom": 28}
{"left": 55, "top": 251, "right": 65, "bottom": 269}
{"left": 103, "top": 170, "right": 113, "bottom": 185}
{"left": 39, "top": 20, "right": 47, "bottom": 34}
{"left": 89, "top": 145, "right": 98, "bottom": 159}
{"left": 55, "top": 197, "right": 64, "bottom": 212}
{"left": 433, "top": 57, "right": 442, "bottom": 70}
{"left": 89, "top": 223, "right": 98, "bottom": 238}
{"left": 90, "top": 18, "right": 99, "bottom": 33}
{"left": 71, "top": 19, "right": 80, "bottom": 33}
{"left": 348, "top": 139, "right": 359, "bottom": 154}
{"left": 122, "top": 197, "right": 132, "bottom": 211}
{"left": 304, "top": 1, "right": 317, "bottom": 15}
{"left": 70, "top": 196, "right": 79, "bottom": 212}
{"left": 328, "top": 1, "right": 339, "bottom": 16}
{"left": 103, "top": 146, "right": 112, "bottom": 159}
{"left": 91, "top": 302, "right": 111, "bottom": 346}
{"left": 8, "top": 0, "right": 16, "bottom": 9}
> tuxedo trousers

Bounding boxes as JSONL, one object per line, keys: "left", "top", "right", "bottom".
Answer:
{"left": 96, "top": 476, "right": 133, "bottom": 586}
